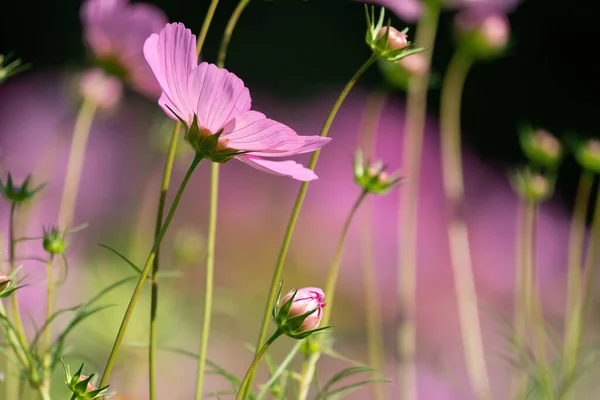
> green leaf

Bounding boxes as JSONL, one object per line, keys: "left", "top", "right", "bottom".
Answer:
{"left": 98, "top": 243, "right": 143, "bottom": 275}
{"left": 322, "top": 378, "right": 389, "bottom": 400}
{"left": 314, "top": 366, "right": 386, "bottom": 400}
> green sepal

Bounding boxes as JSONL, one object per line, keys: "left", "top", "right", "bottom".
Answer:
{"left": 275, "top": 289, "right": 297, "bottom": 325}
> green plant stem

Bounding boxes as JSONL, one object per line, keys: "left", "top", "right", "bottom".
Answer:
{"left": 520, "top": 199, "right": 553, "bottom": 398}
{"left": 396, "top": 5, "right": 440, "bottom": 400}
{"left": 196, "top": 0, "right": 221, "bottom": 58}
{"left": 8, "top": 202, "right": 29, "bottom": 354}
{"left": 236, "top": 330, "right": 282, "bottom": 400}
{"left": 247, "top": 53, "right": 377, "bottom": 394}
{"left": 561, "top": 171, "right": 593, "bottom": 396}
{"left": 58, "top": 98, "right": 98, "bottom": 230}
{"left": 100, "top": 154, "right": 203, "bottom": 387}
{"left": 42, "top": 254, "right": 56, "bottom": 395}
{"left": 439, "top": 49, "right": 491, "bottom": 400}
{"left": 149, "top": 122, "right": 181, "bottom": 400}
{"left": 193, "top": 162, "right": 219, "bottom": 400}
{"left": 217, "top": 0, "right": 251, "bottom": 67}
{"left": 297, "top": 190, "right": 369, "bottom": 400}
{"left": 358, "top": 90, "right": 388, "bottom": 400}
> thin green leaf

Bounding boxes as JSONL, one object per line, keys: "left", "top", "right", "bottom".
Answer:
{"left": 98, "top": 243, "right": 142, "bottom": 275}
{"left": 257, "top": 341, "right": 302, "bottom": 400}
{"left": 315, "top": 366, "right": 381, "bottom": 400}
{"left": 323, "top": 378, "right": 389, "bottom": 400}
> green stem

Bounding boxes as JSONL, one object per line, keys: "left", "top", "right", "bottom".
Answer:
{"left": 217, "top": 0, "right": 251, "bottom": 67}
{"left": 439, "top": 49, "right": 491, "bottom": 400}
{"left": 396, "top": 5, "right": 440, "bottom": 400}
{"left": 99, "top": 154, "right": 203, "bottom": 387}
{"left": 236, "top": 330, "right": 282, "bottom": 400}
{"left": 9, "top": 202, "right": 29, "bottom": 354}
{"left": 358, "top": 90, "right": 388, "bottom": 400}
{"left": 521, "top": 199, "right": 553, "bottom": 398}
{"left": 194, "top": 162, "right": 219, "bottom": 400}
{"left": 42, "top": 254, "right": 56, "bottom": 395}
{"left": 297, "top": 190, "right": 369, "bottom": 400}
{"left": 196, "top": 0, "right": 221, "bottom": 59}
{"left": 247, "top": 54, "right": 377, "bottom": 393}
{"left": 58, "top": 98, "right": 98, "bottom": 230}
{"left": 561, "top": 171, "right": 593, "bottom": 396}
{"left": 149, "top": 122, "right": 181, "bottom": 400}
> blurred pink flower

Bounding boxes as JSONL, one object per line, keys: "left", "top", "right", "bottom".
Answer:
{"left": 81, "top": 0, "right": 167, "bottom": 98}
{"left": 280, "top": 287, "right": 326, "bottom": 331}
{"left": 455, "top": 7, "right": 511, "bottom": 51}
{"left": 79, "top": 68, "right": 123, "bottom": 110}
{"left": 143, "top": 23, "right": 331, "bottom": 181}
{"left": 361, "top": 0, "right": 520, "bottom": 22}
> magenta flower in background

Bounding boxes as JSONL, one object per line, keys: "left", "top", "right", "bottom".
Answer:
{"left": 280, "top": 287, "right": 326, "bottom": 331}
{"left": 143, "top": 23, "right": 331, "bottom": 181}
{"left": 81, "top": 0, "right": 167, "bottom": 97}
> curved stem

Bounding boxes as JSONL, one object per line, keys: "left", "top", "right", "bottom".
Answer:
{"left": 194, "top": 162, "right": 219, "bottom": 400}
{"left": 561, "top": 171, "right": 593, "bottom": 396}
{"left": 57, "top": 98, "right": 98, "bottom": 230}
{"left": 100, "top": 155, "right": 203, "bottom": 387}
{"left": 250, "top": 55, "right": 377, "bottom": 391}
{"left": 149, "top": 122, "right": 181, "bottom": 400}
{"left": 296, "top": 190, "right": 369, "bottom": 400}
{"left": 396, "top": 5, "right": 440, "bottom": 400}
{"left": 439, "top": 49, "right": 492, "bottom": 400}
{"left": 236, "top": 330, "right": 282, "bottom": 400}
{"left": 196, "top": 0, "right": 221, "bottom": 58}
{"left": 217, "top": 0, "right": 251, "bottom": 67}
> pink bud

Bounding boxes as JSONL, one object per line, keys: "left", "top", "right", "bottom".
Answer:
{"left": 77, "top": 375, "right": 97, "bottom": 391}
{"left": 455, "top": 8, "right": 510, "bottom": 50}
{"left": 280, "top": 287, "right": 326, "bottom": 331}
{"left": 378, "top": 26, "right": 409, "bottom": 51}
{"left": 0, "top": 275, "right": 9, "bottom": 291}
{"left": 79, "top": 68, "right": 123, "bottom": 110}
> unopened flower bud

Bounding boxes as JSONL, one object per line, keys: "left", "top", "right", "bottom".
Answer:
{"left": 511, "top": 168, "right": 555, "bottom": 202}
{"left": 78, "top": 375, "right": 97, "bottom": 392}
{"left": 63, "top": 362, "right": 110, "bottom": 400}
{"left": 43, "top": 227, "right": 67, "bottom": 255}
{"left": 575, "top": 139, "right": 600, "bottom": 174}
{"left": 0, "top": 174, "right": 45, "bottom": 204}
{"left": 79, "top": 68, "right": 123, "bottom": 110}
{"left": 354, "top": 149, "right": 404, "bottom": 195}
{"left": 0, "top": 275, "right": 10, "bottom": 291}
{"left": 274, "top": 287, "right": 327, "bottom": 339}
{"left": 519, "top": 126, "right": 562, "bottom": 169}
{"left": 454, "top": 8, "right": 510, "bottom": 58}
{"left": 377, "top": 26, "right": 408, "bottom": 51}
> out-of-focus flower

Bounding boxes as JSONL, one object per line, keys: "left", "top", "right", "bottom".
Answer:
{"left": 0, "top": 54, "right": 28, "bottom": 84}
{"left": 365, "top": 8, "right": 424, "bottom": 62}
{"left": 81, "top": 0, "right": 167, "bottom": 98}
{"left": 43, "top": 226, "right": 68, "bottom": 255}
{"left": 519, "top": 126, "right": 562, "bottom": 169}
{"left": 79, "top": 68, "right": 123, "bottom": 110}
{"left": 354, "top": 149, "right": 403, "bottom": 194}
{"left": 275, "top": 287, "right": 326, "bottom": 338}
{"left": 0, "top": 174, "right": 45, "bottom": 204}
{"left": 63, "top": 363, "right": 109, "bottom": 400}
{"left": 575, "top": 139, "right": 600, "bottom": 174}
{"left": 360, "top": 0, "right": 520, "bottom": 22}
{"left": 454, "top": 7, "right": 511, "bottom": 57}
{"left": 511, "top": 168, "right": 555, "bottom": 202}
{"left": 143, "top": 23, "right": 330, "bottom": 181}
{"left": 377, "top": 53, "right": 431, "bottom": 90}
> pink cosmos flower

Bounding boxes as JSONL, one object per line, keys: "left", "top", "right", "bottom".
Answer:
{"left": 81, "top": 0, "right": 168, "bottom": 98}
{"left": 143, "top": 23, "right": 331, "bottom": 181}
{"left": 280, "top": 287, "right": 326, "bottom": 331}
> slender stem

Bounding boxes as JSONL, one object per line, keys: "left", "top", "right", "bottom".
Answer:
{"left": 248, "top": 55, "right": 377, "bottom": 392}
{"left": 296, "top": 190, "right": 369, "bottom": 400}
{"left": 9, "top": 202, "right": 28, "bottom": 353}
{"left": 521, "top": 199, "right": 553, "bottom": 398}
{"left": 57, "top": 97, "right": 98, "bottom": 230}
{"left": 100, "top": 155, "right": 203, "bottom": 387}
{"left": 195, "top": 0, "right": 221, "bottom": 58}
{"left": 194, "top": 162, "right": 219, "bottom": 400}
{"left": 236, "top": 330, "right": 282, "bottom": 400}
{"left": 439, "top": 49, "right": 492, "bottom": 400}
{"left": 149, "top": 122, "right": 181, "bottom": 400}
{"left": 358, "top": 91, "right": 388, "bottom": 400}
{"left": 396, "top": 5, "right": 440, "bottom": 400}
{"left": 41, "top": 253, "right": 56, "bottom": 396}
{"left": 561, "top": 171, "right": 593, "bottom": 395}
{"left": 217, "top": 0, "right": 251, "bottom": 67}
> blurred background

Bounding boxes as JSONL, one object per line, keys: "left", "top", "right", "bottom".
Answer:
{"left": 1, "top": 0, "right": 600, "bottom": 399}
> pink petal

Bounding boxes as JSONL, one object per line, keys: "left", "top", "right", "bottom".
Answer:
{"left": 144, "top": 22, "right": 197, "bottom": 124}
{"left": 187, "top": 62, "right": 251, "bottom": 133}
{"left": 236, "top": 155, "right": 318, "bottom": 181}
{"left": 223, "top": 111, "right": 331, "bottom": 156}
